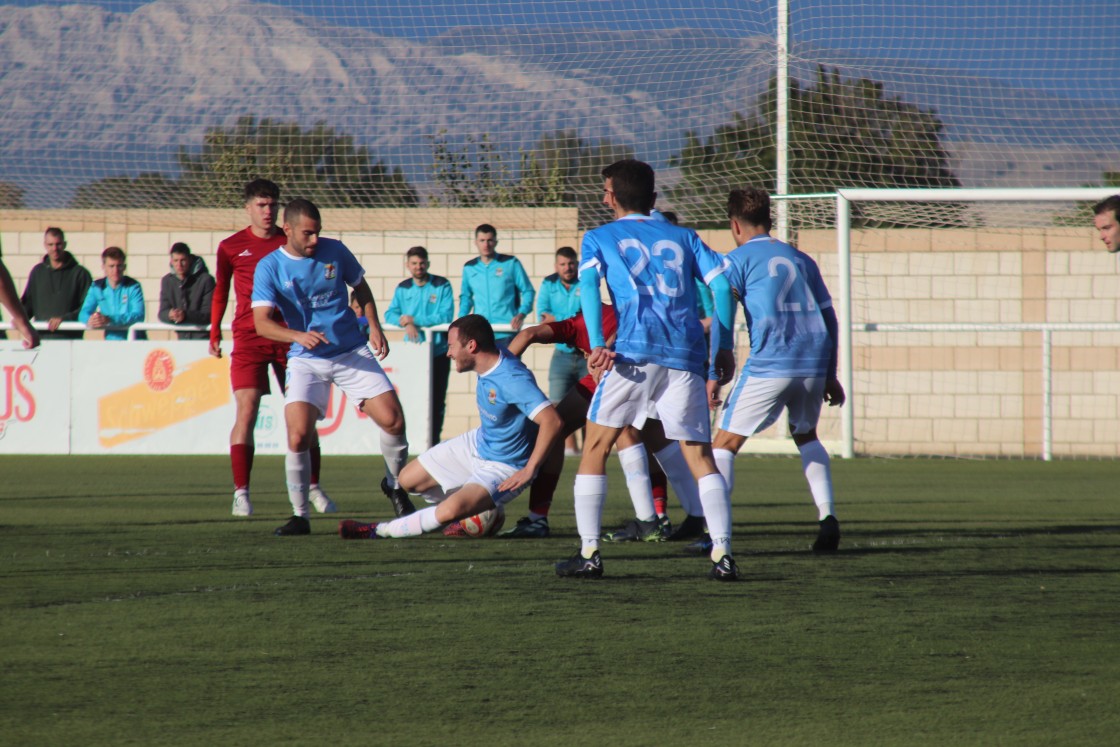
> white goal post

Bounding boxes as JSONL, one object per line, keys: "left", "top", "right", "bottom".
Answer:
{"left": 828, "top": 187, "right": 1120, "bottom": 459}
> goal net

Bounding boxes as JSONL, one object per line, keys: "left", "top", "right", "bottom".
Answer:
{"left": 779, "top": 188, "right": 1120, "bottom": 460}
{"left": 0, "top": 1, "right": 1116, "bottom": 223}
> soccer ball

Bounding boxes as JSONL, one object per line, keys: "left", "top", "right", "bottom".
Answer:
{"left": 460, "top": 505, "right": 506, "bottom": 538}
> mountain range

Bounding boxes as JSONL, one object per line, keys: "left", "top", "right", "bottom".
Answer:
{"left": 1, "top": 0, "right": 1117, "bottom": 208}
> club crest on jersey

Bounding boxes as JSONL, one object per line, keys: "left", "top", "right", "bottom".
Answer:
{"left": 324, "top": 263, "right": 336, "bottom": 280}
{"left": 487, "top": 388, "right": 497, "bottom": 405}
{"left": 495, "top": 267, "right": 504, "bottom": 277}
{"left": 428, "top": 293, "right": 438, "bottom": 304}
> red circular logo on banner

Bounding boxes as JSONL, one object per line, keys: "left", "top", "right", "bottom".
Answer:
{"left": 144, "top": 350, "right": 175, "bottom": 392}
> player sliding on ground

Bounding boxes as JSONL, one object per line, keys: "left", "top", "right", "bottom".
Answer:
{"left": 339, "top": 314, "right": 564, "bottom": 540}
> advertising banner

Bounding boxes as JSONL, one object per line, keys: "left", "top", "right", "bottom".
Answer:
{"left": 0, "top": 343, "right": 72, "bottom": 454}
{"left": 15, "top": 341, "right": 433, "bottom": 455}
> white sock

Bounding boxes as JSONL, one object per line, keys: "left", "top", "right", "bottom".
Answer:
{"left": 375, "top": 506, "right": 442, "bottom": 538}
{"left": 653, "top": 442, "right": 701, "bottom": 516}
{"left": 799, "top": 440, "right": 835, "bottom": 520}
{"left": 285, "top": 450, "right": 311, "bottom": 518}
{"left": 697, "top": 472, "right": 732, "bottom": 560}
{"left": 618, "top": 445, "right": 655, "bottom": 522}
{"left": 380, "top": 430, "right": 409, "bottom": 485}
{"left": 714, "top": 448, "right": 736, "bottom": 494}
{"left": 574, "top": 474, "right": 607, "bottom": 553}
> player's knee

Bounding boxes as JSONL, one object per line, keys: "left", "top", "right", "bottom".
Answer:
{"left": 791, "top": 428, "right": 818, "bottom": 447}
{"left": 286, "top": 425, "right": 313, "bottom": 450}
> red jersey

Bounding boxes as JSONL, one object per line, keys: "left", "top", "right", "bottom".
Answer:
{"left": 545, "top": 303, "right": 618, "bottom": 354}
{"left": 211, "top": 226, "right": 286, "bottom": 348}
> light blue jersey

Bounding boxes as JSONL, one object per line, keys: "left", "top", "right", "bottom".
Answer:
{"left": 725, "top": 234, "right": 834, "bottom": 377}
{"left": 384, "top": 275, "right": 454, "bottom": 356}
{"left": 536, "top": 272, "right": 581, "bottom": 353}
{"left": 459, "top": 254, "right": 535, "bottom": 325}
{"left": 579, "top": 214, "right": 728, "bottom": 376}
{"left": 251, "top": 238, "right": 367, "bottom": 359}
{"left": 475, "top": 349, "right": 551, "bottom": 467}
{"left": 79, "top": 277, "right": 145, "bottom": 340}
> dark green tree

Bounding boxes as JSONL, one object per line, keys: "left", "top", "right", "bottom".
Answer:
{"left": 0, "top": 182, "right": 26, "bottom": 209}
{"left": 670, "top": 67, "right": 961, "bottom": 227}
{"left": 178, "top": 116, "right": 417, "bottom": 208}
{"left": 69, "top": 173, "right": 186, "bottom": 209}
{"left": 428, "top": 129, "right": 631, "bottom": 226}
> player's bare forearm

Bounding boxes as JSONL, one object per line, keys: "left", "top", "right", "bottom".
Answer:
{"left": 251, "top": 306, "right": 315, "bottom": 348}
{"left": 499, "top": 406, "right": 564, "bottom": 491}
{"left": 507, "top": 323, "right": 556, "bottom": 357}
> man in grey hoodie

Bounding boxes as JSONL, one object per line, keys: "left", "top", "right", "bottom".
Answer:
{"left": 158, "top": 242, "right": 215, "bottom": 340}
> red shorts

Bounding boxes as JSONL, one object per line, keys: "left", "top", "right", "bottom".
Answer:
{"left": 576, "top": 373, "right": 596, "bottom": 398}
{"left": 230, "top": 338, "right": 288, "bottom": 393}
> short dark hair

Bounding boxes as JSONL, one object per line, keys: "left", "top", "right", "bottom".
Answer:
{"left": 102, "top": 246, "right": 125, "bottom": 263}
{"left": 659, "top": 210, "right": 679, "bottom": 226}
{"left": 555, "top": 246, "right": 577, "bottom": 261}
{"left": 601, "top": 159, "right": 656, "bottom": 214}
{"left": 1092, "top": 195, "right": 1120, "bottom": 221}
{"left": 169, "top": 242, "right": 192, "bottom": 257}
{"left": 243, "top": 179, "right": 280, "bottom": 203}
{"left": 45, "top": 227, "right": 65, "bottom": 242}
{"left": 284, "top": 198, "right": 321, "bottom": 227}
{"left": 727, "top": 188, "right": 773, "bottom": 232}
{"left": 406, "top": 246, "right": 429, "bottom": 261}
{"left": 475, "top": 223, "right": 497, "bottom": 238}
{"left": 449, "top": 314, "right": 496, "bottom": 352}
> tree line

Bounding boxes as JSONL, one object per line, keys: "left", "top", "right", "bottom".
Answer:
{"left": 3, "top": 69, "right": 984, "bottom": 226}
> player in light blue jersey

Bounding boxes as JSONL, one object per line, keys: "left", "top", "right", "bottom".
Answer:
{"left": 711, "top": 187, "right": 846, "bottom": 553}
{"left": 251, "top": 199, "right": 413, "bottom": 536}
{"left": 555, "top": 159, "right": 741, "bottom": 581}
{"left": 338, "top": 314, "right": 564, "bottom": 540}
{"left": 459, "top": 223, "right": 535, "bottom": 343}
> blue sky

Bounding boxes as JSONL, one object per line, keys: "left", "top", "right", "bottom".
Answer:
{"left": 6, "top": 0, "right": 1116, "bottom": 101}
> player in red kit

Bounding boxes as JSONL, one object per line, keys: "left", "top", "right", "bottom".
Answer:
{"left": 210, "top": 180, "right": 336, "bottom": 518}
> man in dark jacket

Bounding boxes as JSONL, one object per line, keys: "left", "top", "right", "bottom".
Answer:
{"left": 159, "top": 242, "right": 215, "bottom": 340}
{"left": 20, "top": 227, "right": 92, "bottom": 339}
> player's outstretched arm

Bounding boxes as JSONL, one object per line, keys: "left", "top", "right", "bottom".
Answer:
{"left": 497, "top": 404, "right": 565, "bottom": 493}
{"left": 506, "top": 323, "right": 558, "bottom": 357}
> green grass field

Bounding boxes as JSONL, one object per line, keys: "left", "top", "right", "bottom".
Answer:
{"left": 2, "top": 455, "right": 1118, "bottom": 746}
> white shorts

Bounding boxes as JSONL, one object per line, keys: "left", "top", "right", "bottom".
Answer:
{"left": 284, "top": 345, "right": 395, "bottom": 419}
{"left": 417, "top": 429, "right": 526, "bottom": 506}
{"left": 718, "top": 375, "right": 825, "bottom": 437}
{"left": 587, "top": 362, "right": 711, "bottom": 442}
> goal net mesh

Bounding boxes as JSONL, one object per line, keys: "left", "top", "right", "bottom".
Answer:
{"left": 0, "top": 1, "right": 1115, "bottom": 223}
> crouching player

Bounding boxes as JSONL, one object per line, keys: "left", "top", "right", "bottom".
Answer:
{"left": 339, "top": 314, "right": 564, "bottom": 539}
